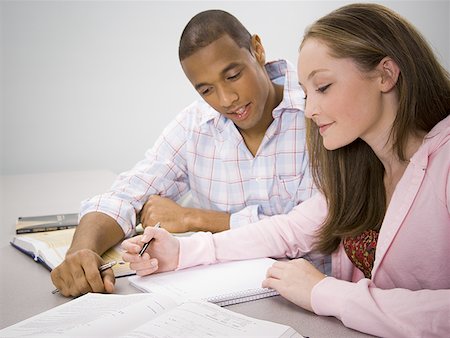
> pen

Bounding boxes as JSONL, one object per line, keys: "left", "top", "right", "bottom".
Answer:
{"left": 139, "top": 222, "right": 161, "bottom": 257}
{"left": 51, "top": 260, "right": 117, "bottom": 294}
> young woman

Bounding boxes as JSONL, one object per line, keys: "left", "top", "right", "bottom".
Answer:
{"left": 122, "top": 4, "right": 450, "bottom": 337}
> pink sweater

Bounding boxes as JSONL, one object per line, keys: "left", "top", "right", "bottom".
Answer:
{"left": 177, "top": 116, "right": 450, "bottom": 337}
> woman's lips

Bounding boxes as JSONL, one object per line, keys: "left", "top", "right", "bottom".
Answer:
{"left": 319, "top": 122, "right": 333, "bottom": 134}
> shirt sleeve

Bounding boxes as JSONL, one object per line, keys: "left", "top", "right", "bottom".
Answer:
{"left": 311, "top": 277, "right": 450, "bottom": 337}
{"left": 229, "top": 205, "right": 261, "bottom": 228}
{"left": 80, "top": 111, "right": 191, "bottom": 237}
{"left": 229, "top": 154, "right": 317, "bottom": 229}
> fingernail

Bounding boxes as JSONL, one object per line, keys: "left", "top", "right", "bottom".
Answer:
{"left": 149, "top": 259, "right": 157, "bottom": 267}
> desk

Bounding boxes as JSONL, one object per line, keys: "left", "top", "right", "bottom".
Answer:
{"left": 0, "top": 171, "right": 373, "bottom": 337}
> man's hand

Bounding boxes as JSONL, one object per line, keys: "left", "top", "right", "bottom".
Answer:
{"left": 140, "top": 195, "right": 189, "bottom": 233}
{"left": 121, "top": 225, "right": 180, "bottom": 276}
{"left": 51, "top": 249, "right": 115, "bottom": 297}
{"left": 140, "top": 195, "right": 231, "bottom": 233}
{"left": 262, "top": 258, "right": 326, "bottom": 312}
{"left": 50, "top": 212, "right": 124, "bottom": 298}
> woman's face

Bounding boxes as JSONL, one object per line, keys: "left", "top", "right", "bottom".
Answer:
{"left": 298, "top": 38, "right": 392, "bottom": 151}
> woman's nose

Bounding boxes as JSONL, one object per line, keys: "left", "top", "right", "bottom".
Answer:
{"left": 304, "top": 100, "right": 316, "bottom": 119}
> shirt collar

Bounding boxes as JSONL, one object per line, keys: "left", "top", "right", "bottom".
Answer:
{"left": 266, "top": 59, "right": 305, "bottom": 119}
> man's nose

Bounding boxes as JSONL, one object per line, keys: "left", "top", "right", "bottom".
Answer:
{"left": 218, "top": 86, "right": 238, "bottom": 108}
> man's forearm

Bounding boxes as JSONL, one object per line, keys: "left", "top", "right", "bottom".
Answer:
{"left": 68, "top": 212, "right": 125, "bottom": 255}
{"left": 184, "top": 208, "right": 231, "bottom": 233}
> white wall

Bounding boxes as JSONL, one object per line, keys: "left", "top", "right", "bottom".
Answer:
{"left": 1, "top": 0, "right": 449, "bottom": 175}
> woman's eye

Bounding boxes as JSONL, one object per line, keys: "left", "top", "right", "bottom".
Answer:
{"left": 316, "top": 84, "right": 331, "bottom": 93}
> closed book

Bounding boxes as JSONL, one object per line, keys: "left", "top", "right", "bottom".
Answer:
{"left": 16, "top": 213, "right": 79, "bottom": 234}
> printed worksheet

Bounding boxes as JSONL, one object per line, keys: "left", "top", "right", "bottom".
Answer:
{"left": 121, "top": 300, "right": 303, "bottom": 338}
{"left": 0, "top": 293, "right": 303, "bottom": 337}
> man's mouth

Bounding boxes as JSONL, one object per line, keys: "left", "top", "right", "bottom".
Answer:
{"left": 230, "top": 104, "right": 250, "bottom": 121}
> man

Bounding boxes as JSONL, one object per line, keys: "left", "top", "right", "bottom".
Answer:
{"left": 51, "top": 9, "right": 314, "bottom": 297}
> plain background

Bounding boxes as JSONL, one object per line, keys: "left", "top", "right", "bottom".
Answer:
{"left": 1, "top": 0, "right": 449, "bottom": 176}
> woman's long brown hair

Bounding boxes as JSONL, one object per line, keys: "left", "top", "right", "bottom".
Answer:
{"left": 302, "top": 3, "right": 450, "bottom": 254}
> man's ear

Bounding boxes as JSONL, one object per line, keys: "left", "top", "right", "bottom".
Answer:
{"left": 378, "top": 57, "right": 400, "bottom": 92}
{"left": 251, "top": 34, "right": 265, "bottom": 65}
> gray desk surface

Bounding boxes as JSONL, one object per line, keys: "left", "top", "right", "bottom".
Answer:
{"left": 0, "top": 171, "right": 373, "bottom": 337}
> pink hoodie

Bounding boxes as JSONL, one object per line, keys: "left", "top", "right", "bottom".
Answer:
{"left": 177, "top": 115, "right": 450, "bottom": 337}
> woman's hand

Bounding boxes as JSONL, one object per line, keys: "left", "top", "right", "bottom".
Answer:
{"left": 262, "top": 258, "right": 326, "bottom": 312}
{"left": 121, "top": 225, "right": 180, "bottom": 276}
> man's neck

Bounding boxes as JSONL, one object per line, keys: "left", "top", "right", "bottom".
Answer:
{"left": 239, "top": 83, "right": 284, "bottom": 156}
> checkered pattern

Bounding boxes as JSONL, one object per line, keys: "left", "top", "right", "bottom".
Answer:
{"left": 80, "top": 60, "right": 316, "bottom": 236}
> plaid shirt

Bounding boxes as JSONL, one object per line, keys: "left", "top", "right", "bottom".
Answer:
{"left": 80, "top": 59, "right": 316, "bottom": 237}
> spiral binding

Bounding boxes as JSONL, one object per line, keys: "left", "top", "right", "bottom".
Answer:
{"left": 207, "top": 288, "right": 279, "bottom": 306}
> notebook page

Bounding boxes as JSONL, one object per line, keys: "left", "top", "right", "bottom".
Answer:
{"left": 129, "top": 258, "right": 278, "bottom": 304}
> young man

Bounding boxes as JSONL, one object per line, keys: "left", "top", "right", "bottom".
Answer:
{"left": 51, "top": 10, "right": 315, "bottom": 297}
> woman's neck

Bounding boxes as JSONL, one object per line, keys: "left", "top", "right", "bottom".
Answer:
{"left": 376, "top": 131, "right": 425, "bottom": 205}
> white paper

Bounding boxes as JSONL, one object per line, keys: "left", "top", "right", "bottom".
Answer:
{"left": 0, "top": 293, "right": 177, "bottom": 337}
{"left": 128, "top": 258, "right": 279, "bottom": 304}
{"left": 0, "top": 293, "right": 303, "bottom": 338}
{"left": 122, "top": 300, "right": 303, "bottom": 338}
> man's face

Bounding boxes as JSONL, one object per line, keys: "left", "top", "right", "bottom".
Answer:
{"left": 181, "top": 35, "right": 273, "bottom": 134}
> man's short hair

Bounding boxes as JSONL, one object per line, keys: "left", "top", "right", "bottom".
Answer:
{"left": 179, "top": 10, "right": 252, "bottom": 61}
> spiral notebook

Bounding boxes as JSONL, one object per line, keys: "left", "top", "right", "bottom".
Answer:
{"left": 128, "top": 257, "right": 279, "bottom": 306}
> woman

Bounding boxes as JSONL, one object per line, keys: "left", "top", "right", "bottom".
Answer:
{"left": 122, "top": 4, "right": 450, "bottom": 337}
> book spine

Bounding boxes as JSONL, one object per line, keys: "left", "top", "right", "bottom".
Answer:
{"left": 16, "top": 224, "right": 77, "bottom": 234}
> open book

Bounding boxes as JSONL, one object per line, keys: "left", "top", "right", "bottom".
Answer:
{"left": 0, "top": 293, "right": 303, "bottom": 337}
{"left": 10, "top": 228, "right": 133, "bottom": 278}
{"left": 129, "top": 258, "right": 279, "bottom": 306}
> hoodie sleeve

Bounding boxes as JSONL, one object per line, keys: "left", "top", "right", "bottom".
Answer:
{"left": 177, "top": 193, "right": 327, "bottom": 269}
{"left": 311, "top": 277, "right": 450, "bottom": 338}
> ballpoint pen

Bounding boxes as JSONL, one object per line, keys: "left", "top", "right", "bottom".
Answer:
{"left": 51, "top": 260, "right": 117, "bottom": 294}
{"left": 138, "top": 222, "right": 161, "bottom": 257}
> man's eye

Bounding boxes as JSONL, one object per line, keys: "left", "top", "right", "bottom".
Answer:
{"left": 200, "top": 88, "right": 212, "bottom": 96}
{"left": 227, "top": 72, "right": 241, "bottom": 80}
{"left": 316, "top": 84, "right": 331, "bottom": 93}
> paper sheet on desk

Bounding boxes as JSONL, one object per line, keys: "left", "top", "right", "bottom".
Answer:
{"left": 0, "top": 293, "right": 303, "bottom": 337}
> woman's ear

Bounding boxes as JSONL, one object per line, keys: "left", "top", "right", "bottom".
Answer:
{"left": 251, "top": 34, "right": 266, "bottom": 65}
{"left": 378, "top": 57, "right": 400, "bottom": 92}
